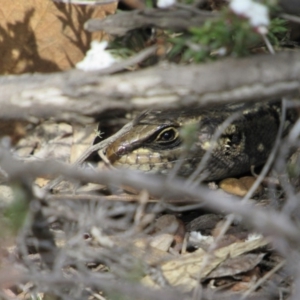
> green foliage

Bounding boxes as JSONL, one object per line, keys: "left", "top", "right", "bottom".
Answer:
{"left": 110, "top": 1, "right": 288, "bottom": 64}
{"left": 109, "top": 29, "right": 152, "bottom": 59}
{"left": 4, "top": 182, "right": 29, "bottom": 234}
{"left": 169, "top": 7, "right": 288, "bottom": 63}
{"left": 268, "top": 18, "right": 288, "bottom": 45}
{"left": 287, "top": 159, "right": 300, "bottom": 179}
{"left": 109, "top": 40, "right": 136, "bottom": 59}
{"left": 169, "top": 9, "right": 260, "bottom": 62}
{"left": 180, "top": 123, "right": 199, "bottom": 151}
{"left": 30, "top": 294, "right": 44, "bottom": 300}
{"left": 145, "top": 0, "right": 154, "bottom": 8}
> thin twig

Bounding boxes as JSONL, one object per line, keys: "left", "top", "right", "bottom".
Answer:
{"left": 281, "top": 13, "right": 300, "bottom": 24}
{"left": 43, "top": 120, "right": 134, "bottom": 191}
{"left": 187, "top": 111, "right": 242, "bottom": 185}
{"left": 94, "top": 45, "right": 158, "bottom": 75}
{"left": 0, "top": 148, "right": 299, "bottom": 245}
{"left": 262, "top": 34, "right": 275, "bottom": 55}
{"left": 241, "top": 259, "right": 286, "bottom": 299}
{"left": 192, "top": 99, "right": 287, "bottom": 299}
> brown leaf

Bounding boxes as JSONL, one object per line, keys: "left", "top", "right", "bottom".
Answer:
{"left": 0, "top": 121, "right": 27, "bottom": 144}
{"left": 206, "top": 253, "right": 265, "bottom": 279}
{"left": 219, "top": 177, "right": 263, "bottom": 197}
{"left": 0, "top": 0, "right": 116, "bottom": 74}
{"left": 141, "top": 237, "right": 269, "bottom": 291}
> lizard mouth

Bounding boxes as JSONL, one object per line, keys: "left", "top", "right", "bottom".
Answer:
{"left": 105, "top": 123, "right": 182, "bottom": 166}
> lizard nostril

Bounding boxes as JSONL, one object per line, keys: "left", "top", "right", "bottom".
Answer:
{"left": 106, "top": 143, "right": 127, "bottom": 164}
{"left": 116, "top": 145, "right": 126, "bottom": 155}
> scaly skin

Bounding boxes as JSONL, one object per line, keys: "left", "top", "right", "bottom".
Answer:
{"left": 105, "top": 101, "right": 296, "bottom": 181}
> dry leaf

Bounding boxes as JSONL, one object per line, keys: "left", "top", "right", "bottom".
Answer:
{"left": 141, "top": 237, "right": 269, "bottom": 291}
{"left": 206, "top": 253, "right": 265, "bottom": 278}
{"left": 15, "top": 121, "right": 73, "bottom": 186}
{"left": 219, "top": 177, "right": 263, "bottom": 197}
{"left": 150, "top": 233, "right": 174, "bottom": 252}
{"left": 70, "top": 124, "right": 97, "bottom": 163}
{"left": 0, "top": 0, "right": 117, "bottom": 74}
{"left": 31, "top": 122, "right": 73, "bottom": 162}
{"left": 0, "top": 185, "right": 14, "bottom": 205}
{"left": 0, "top": 121, "right": 27, "bottom": 145}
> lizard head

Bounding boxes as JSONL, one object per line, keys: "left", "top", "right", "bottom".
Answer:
{"left": 105, "top": 108, "right": 205, "bottom": 174}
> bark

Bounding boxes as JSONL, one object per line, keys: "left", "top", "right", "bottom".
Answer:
{"left": 85, "top": 6, "right": 217, "bottom": 36}
{"left": 0, "top": 51, "right": 299, "bottom": 122}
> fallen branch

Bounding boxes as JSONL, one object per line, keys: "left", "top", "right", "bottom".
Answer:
{"left": 0, "top": 149, "right": 299, "bottom": 246}
{"left": 0, "top": 51, "right": 299, "bottom": 122}
{"left": 85, "top": 7, "right": 217, "bottom": 36}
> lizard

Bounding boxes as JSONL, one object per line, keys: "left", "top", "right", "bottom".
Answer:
{"left": 104, "top": 101, "right": 297, "bottom": 181}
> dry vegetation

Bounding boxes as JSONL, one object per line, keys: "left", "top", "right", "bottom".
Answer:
{"left": 0, "top": 1, "right": 300, "bottom": 300}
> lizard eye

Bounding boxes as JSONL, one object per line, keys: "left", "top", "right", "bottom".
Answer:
{"left": 155, "top": 127, "right": 179, "bottom": 143}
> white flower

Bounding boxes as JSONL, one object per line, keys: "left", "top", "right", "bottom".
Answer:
{"left": 76, "top": 41, "right": 117, "bottom": 71}
{"left": 229, "top": 0, "right": 270, "bottom": 34}
{"left": 246, "top": 233, "right": 263, "bottom": 242}
{"left": 230, "top": 0, "right": 253, "bottom": 14}
{"left": 157, "top": 0, "right": 176, "bottom": 8}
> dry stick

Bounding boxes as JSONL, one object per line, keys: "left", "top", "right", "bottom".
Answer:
{"left": 187, "top": 111, "right": 242, "bottom": 186}
{"left": 262, "top": 34, "right": 275, "bottom": 55}
{"left": 166, "top": 111, "right": 242, "bottom": 183}
{"left": 213, "top": 99, "right": 287, "bottom": 244}
{"left": 281, "top": 13, "right": 300, "bottom": 24}
{"left": 64, "top": 0, "right": 118, "bottom": 4}
{"left": 289, "top": 256, "right": 300, "bottom": 300}
{"left": 85, "top": 7, "right": 216, "bottom": 36}
{"left": 47, "top": 193, "right": 141, "bottom": 202}
{"left": 1, "top": 52, "right": 300, "bottom": 121}
{"left": 21, "top": 273, "right": 190, "bottom": 300}
{"left": 42, "top": 46, "right": 159, "bottom": 191}
{"left": 204, "top": 30, "right": 285, "bottom": 246}
{"left": 241, "top": 259, "right": 286, "bottom": 300}
{"left": 279, "top": 119, "right": 300, "bottom": 215}
{"left": 0, "top": 149, "right": 299, "bottom": 245}
{"left": 92, "top": 45, "right": 158, "bottom": 75}
{"left": 251, "top": 166, "right": 281, "bottom": 187}
{"left": 42, "top": 119, "right": 135, "bottom": 191}
{"left": 192, "top": 99, "right": 287, "bottom": 300}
